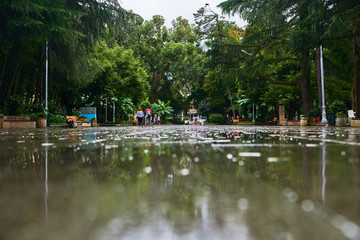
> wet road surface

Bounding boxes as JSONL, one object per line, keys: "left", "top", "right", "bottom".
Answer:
{"left": 1, "top": 125, "right": 360, "bottom": 240}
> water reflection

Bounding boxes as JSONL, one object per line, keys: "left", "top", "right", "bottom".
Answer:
{"left": 1, "top": 126, "right": 360, "bottom": 239}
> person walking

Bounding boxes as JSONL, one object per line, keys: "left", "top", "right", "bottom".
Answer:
{"left": 145, "top": 107, "right": 152, "bottom": 127}
{"left": 157, "top": 115, "right": 161, "bottom": 125}
{"left": 137, "top": 108, "right": 144, "bottom": 127}
{"left": 154, "top": 113, "right": 158, "bottom": 125}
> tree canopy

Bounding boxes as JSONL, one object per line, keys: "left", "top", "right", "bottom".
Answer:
{"left": 0, "top": 0, "right": 359, "bottom": 123}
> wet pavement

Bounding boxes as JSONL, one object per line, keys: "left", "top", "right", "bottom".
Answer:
{"left": 1, "top": 125, "right": 360, "bottom": 240}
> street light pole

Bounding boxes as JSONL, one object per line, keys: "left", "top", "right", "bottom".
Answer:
{"left": 113, "top": 100, "right": 115, "bottom": 122}
{"left": 252, "top": 103, "right": 255, "bottom": 122}
{"left": 106, "top": 98, "right": 108, "bottom": 122}
{"left": 320, "top": 45, "right": 327, "bottom": 124}
{"left": 45, "top": 41, "right": 48, "bottom": 114}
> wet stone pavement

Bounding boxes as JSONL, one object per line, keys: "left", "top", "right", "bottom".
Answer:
{"left": 1, "top": 125, "right": 360, "bottom": 240}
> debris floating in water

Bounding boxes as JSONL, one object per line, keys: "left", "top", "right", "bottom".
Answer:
{"left": 41, "top": 143, "right": 54, "bottom": 147}
{"left": 301, "top": 200, "right": 314, "bottom": 212}
{"left": 144, "top": 167, "right": 152, "bottom": 174}
{"left": 237, "top": 198, "right": 249, "bottom": 211}
{"left": 180, "top": 168, "right": 190, "bottom": 176}
{"left": 238, "top": 152, "right": 261, "bottom": 157}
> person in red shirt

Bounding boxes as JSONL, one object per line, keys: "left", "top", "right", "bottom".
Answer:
{"left": 145, "top": 107, "right": 152, "bottom": 127}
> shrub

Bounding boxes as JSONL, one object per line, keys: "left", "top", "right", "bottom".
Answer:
{"left": 336, "top": 112, "right": 346, "bottom": 116}
{"left": 169, "top": 115, "right": 184, "bottom": 125}
{"left": 50, "top": 114, "right": 66, "bottom": 125}
{"left": 309, "top": 106, "right": 321, "bottom": 117}
{"left": 209, "top": 114, "right": 226, "bottom": 124}
{"left": 329, "top": 100, "right": 347, "bottom": 113}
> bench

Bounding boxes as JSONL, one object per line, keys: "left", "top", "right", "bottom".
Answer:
{"left": 66, "top": 116, "right": 88, "bottom": 128}
{"left": 0, "top": 115, "right": 36, "bottom": 129}
{"left": 268, "top": 117, "right": 277, "bottom": 125}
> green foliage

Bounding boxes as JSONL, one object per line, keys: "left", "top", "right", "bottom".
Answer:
{"left": 209, "top": 114, "right": 226, "bottom": 124}
{"left": 336, "top": 112, "right": 346, "bottom": 116}
{"left": 90, "top": 42, "right": 149, "bottom": 105}
{"left": 50, "top": 114, "right": 66, "bottom": 125}
{"left": 132, "top": 15, "right": 205, "bottom": 112}
{"left": 118, "top": 98, "right": 135, "bottom": 120}
{"left": 1, "top": 0, "right": 358, "bottom": 118}
{"left": 139, "top": 98, "right": 151, "bottom": 110}
{"left": 151, "top": 100, "right": 174, "bottom": 119}
{"left": 29, "top": 112, "right": 47, "bottom": 120}
{"left": 36, "top": 112, "right": 48, "bottom": 118}
{"left": 329, "top": 100, "right": 347, "bottom": 113}
{"left": 6, "top": 96, "right": 23, "bottom": 115}
{"left": 169, "top": 115, "right": 184, "bottom": 125}
{"left": 309, "top": 106, "right": 321, "bottom": 117}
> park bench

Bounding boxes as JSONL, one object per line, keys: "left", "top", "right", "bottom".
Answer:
{"left": 66, "top": 116, "right": 88, "bottom": 128}
{"left": 268, "top": 117, "right": 277, "bottom": 125}
{"left": 0, "top": 115, "right": 36, "bottom": 129}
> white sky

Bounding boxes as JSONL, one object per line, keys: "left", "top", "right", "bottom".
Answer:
{"left": 118, "top": 0, "right": 246, "bottom": 28}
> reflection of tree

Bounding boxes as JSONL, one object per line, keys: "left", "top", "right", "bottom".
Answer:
{"left": 301, "top": 147, "right": 313, "bottom": 198}
{"left": 165, "top": 178, "right": 197, "bottom": 235}
{"left": 317, "top": 144, "right": 325, "bottom": 204}
{"left": 352, "top": 147, "right": 360, "bottom": 217}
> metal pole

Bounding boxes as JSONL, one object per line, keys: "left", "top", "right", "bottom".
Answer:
{"left": 252, "top": 103, "right": 255, "bottom": 122}
{"left": 321, "top": 128, "right": 326, "bottom": 205}
{"left": 45, "top": 41, "right": 48, "bottom": 114}
{"left": 320, "top": 45, "right": 327, "bottom": 124}
{"left": 113, "top": 101, "right": 115, "bottom": 122}
{"left": 45, "top": 133, "right": 49, "bottom": 218}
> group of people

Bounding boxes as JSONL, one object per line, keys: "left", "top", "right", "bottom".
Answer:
{"left": 136, "top": 107, "right": 161, "bottom": 127}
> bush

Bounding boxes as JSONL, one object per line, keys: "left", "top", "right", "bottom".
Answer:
{"left": 329, "top": 100, "right": 347, "bottom": 113}
{"left": 120, "top": 120, "right": 132, "bottom": 124}
{"left": 169, "top": 115, "right": 184, "bottom": 125}
{"left": 309, "top": 106, "right": 321, "bottom": 117}
{"left": 209, "top": 114, "right": 226, "bottom": 124}
{"left": 7, "top": 96, "right": 23, "bottom": 115}
{"left": 50, "top": 114, "right": 66, "bottom": 125}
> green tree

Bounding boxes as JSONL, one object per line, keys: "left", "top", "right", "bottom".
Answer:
{"left": 132, "top": 16, "right": 205, "bottom": 113}
{"left": 89, "top": 42, "right": 149, "bottom": 107}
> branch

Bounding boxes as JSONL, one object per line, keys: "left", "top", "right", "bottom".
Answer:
{"left": 257, "top": 72, "right": 302, "bottom": 85}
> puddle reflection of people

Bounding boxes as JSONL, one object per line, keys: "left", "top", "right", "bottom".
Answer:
{"left": 137, "top": 108, "right": 144, "bottom": 127}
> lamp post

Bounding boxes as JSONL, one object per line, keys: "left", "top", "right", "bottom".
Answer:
{"left": 320, "top": 45, "right": 327, "bottom": 124}
{"left": 45, "top": 41, "right": 48, "bottom": 114}
{"left": 252, "top": 103, "right": 255, "bottom": 122}
{"left": 106, "top": 98, "right": 108, "bottom": 122}
{"left": 113, "top": 100, "right": 115, "bottom": 122}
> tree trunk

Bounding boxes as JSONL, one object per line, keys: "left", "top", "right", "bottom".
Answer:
{"left": 4, "top": 56, "right": 22, "bottom": 104}
{"left": 34, "top": 46, "right": 45, "bottom": 104}
{"left": 227, "top": 87, "right": 236, "bottom": 118}
{"left": 301, "top": 56, "right": 313, "bottom": 114}
{"left": 353, "top": 22, "right": 360, "bottom": 116}
{"left": 316, "top": 48, "right": 323, "bottom": 107}
{"left": 97, "top": 95, "right": 101, "bottom": 122}
{"left": 288, "top": 101, "right": 296, "bottom": 120}
{"left": 0, "top": 50, "right": 8, "bottom": 93}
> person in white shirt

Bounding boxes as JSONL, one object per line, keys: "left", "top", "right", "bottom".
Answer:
{"left": 137, "top": 108, "right": 144, "bottom": 126}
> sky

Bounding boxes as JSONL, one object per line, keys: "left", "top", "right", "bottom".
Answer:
{"left": 118, "top": 0, "right": 246, "bottom": 28}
